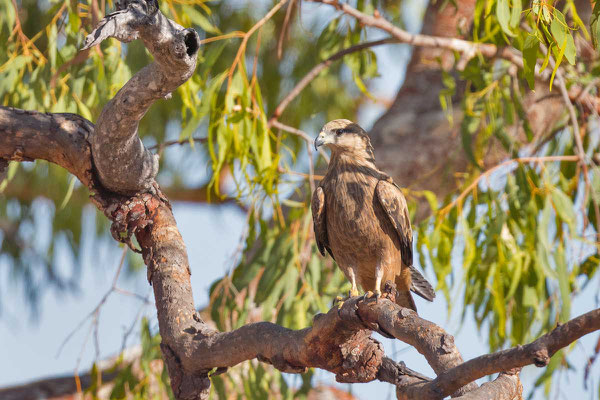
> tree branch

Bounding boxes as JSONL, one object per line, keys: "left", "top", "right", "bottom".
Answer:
{"left": 267, "top": 37, "right": 397, "bottom": 125}
{"left": 3, "top": 2, "right": 600, "bottom": 399}
{"left": 451, "top": 371, "right": 523, "bottom": 400}
{"left": 306, "top": 0, "right": 523, "bottom": 69}
{"left": 0, "top": 107, "right": 94, "bottom": 186}
{"left": 422, "top": 308, "right": 600, "bottom": 398}
{"left": 84, "top": 0, "right": 200, "bottom": 195}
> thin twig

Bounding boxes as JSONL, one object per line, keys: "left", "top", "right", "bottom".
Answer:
{"left": 270, "top": 120, "right": 330, "bottom": 163}
{"left": 56, "top": 247, "right": 128, "bottom": 357}
{"left": 148, "top": 136, "right": 208, "bottom": 157}
{"left": 268, "top": 37, "right": 398, "bottom": 124}
{"left": 307, "top": 0, "right": 523, "bottom": 68}
{"left": 548, "top": 46, "right": 600, "bottom": 238}
{"left": 439, "top": 155, "right": 581, "bottom": 215}
{"left": 227, "top": 0, "right": 289, "bottom": 88}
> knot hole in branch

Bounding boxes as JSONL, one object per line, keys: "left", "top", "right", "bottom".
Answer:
{"left": 184, "top": 29, "right": 200, "bottom": 57}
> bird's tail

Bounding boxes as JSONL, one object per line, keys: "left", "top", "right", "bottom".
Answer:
{"left": 394, "top": 267, "right": 418, "bottom": 312}
{"left": 394, "top": 287, "right": 417, "bottom": 312}
{"left": 393, "top": 265, "right": 435, "bottom": 313}
{"left": 408, "top": 264, "right": 435, "bottom": 302}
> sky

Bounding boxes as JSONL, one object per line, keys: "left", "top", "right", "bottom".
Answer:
{"left": 1, "top": 0, "right": 599, "bottom": 399}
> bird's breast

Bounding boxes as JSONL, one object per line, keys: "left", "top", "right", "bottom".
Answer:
{"left": 324, "top": 170, "right": 390, "bottom": 252}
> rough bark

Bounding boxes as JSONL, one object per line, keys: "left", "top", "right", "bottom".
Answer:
{"left": 451, "top": 371, "right": 523, "bottom": 400}
{"left": 84, "top": 0, "right": 200, "bottom": 195}
{"left": 2, "top": 1, "right": 600, "bottom": 399}
{"left": 368, "top": 0, "right": 564, "bottom": 220}
{"left": 0, "top": 108, "right": 94, "bottom": 186}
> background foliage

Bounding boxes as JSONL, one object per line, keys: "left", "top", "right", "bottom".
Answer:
{"left": 1, "top": 0, "right": 600, "bottom": 398}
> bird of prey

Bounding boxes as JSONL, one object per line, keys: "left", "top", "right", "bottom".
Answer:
{"left": 311, "top": 119, "right": 435, "bottom": 311}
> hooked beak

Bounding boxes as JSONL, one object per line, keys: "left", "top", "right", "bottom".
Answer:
{"left": 314, "top": 132, "right": 327, "bottom": 151}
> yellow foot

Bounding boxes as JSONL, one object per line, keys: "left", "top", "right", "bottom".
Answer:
{"left": 333, "top": 296, "right": 345, "bottom": 309}
{"left": 363, "top": 290, "right": 382, "bottom": 302}
{"left": 349, "top": 288, "right": 360, "bottom": 297}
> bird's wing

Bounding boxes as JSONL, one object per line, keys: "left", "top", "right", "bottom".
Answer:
{"left": 311, "top": 186, "right": 335, "bottom": 260}
{"left": 376, "top": 179, "right": 435, "bottom": 301}
{"left": 375, "top": 179, "right": 413, "bottom": 267}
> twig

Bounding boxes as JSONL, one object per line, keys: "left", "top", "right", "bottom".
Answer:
{"left": 56, "top": 247, "right": 128, "bottom": 357}
{"left": 148, "top": 136, "right": 208, "bottom": 155}
{"left": 306, "top": 0, "right": 523, "bottom": 68}
{"left": 277, "top": 0, "right": 298, "bottom": 59}
{"left": 439, "top": 155, "right": 581, "bottom": 215}
{"left": 270, "top": 120, "right": 329, "bottom": 163}
{"left": 228, "top": 0, "right": 289, "bottom": 88}
{"left": 268, "top": 37, "right": 397, "bottom": 124}
{"left": 549, "top": 47, "right": 600, "bottom": 238}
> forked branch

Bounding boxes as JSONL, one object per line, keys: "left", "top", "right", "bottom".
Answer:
{"left": 1, "top": 1, "right": 600, "bottom": 399}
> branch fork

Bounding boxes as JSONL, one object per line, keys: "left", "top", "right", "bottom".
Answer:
{"left": 83, "top": 0, "right": 200, "bottom": 195}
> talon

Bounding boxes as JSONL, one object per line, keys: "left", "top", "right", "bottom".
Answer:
{"left": 364, "top": 291, "right": 374, "bottom": 299}
{"left": 333, "top": 296, "right": 345, "bottom": 308}
{"left": 374, "top": 289, "right": 381, "bottom": 303}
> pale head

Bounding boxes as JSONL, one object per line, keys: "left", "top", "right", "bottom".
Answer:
{"left": 314, "top": 119, "right": 374, "bottom": 160}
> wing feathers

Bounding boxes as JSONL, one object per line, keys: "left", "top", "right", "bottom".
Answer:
{"left": 375, "top": 180, "right": 413, "bottom": 267}
{"left": 376, "top": 180, "right": 435, "bottom": 303}
{"left": 311, "top": 186, "right": 334, "bottom": 260}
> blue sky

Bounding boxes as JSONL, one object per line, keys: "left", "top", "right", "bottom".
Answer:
{"left": 1, "top": 0, "right": 599, "bottom": 399}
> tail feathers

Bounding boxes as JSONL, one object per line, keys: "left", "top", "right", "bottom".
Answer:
{"left": 408, "top": 265, "right": 435, "bottom": 302}
{"left": 395, "top": 289, "right": 417, "bottom": 312}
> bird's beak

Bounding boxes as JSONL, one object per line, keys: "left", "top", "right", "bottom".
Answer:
{"left": 314, "top": 131, "right": 327, "bottom": 151}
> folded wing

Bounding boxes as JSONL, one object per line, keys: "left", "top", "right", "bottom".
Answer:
{"left": 311, "top": 186, "right": 335, "bottom": 260}
{"left": 375, "top": 179, "right": 434, "bottom": 301}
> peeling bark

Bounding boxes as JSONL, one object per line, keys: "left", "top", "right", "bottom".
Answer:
{"left": 2, "top": 1, "right": 600, "bottom": 399}
{"left": 85, "top": 0, "right": 200, "bottom": 195}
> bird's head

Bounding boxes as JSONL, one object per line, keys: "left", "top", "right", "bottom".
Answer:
{"left": 314, "top": 119, "right": 374, "bottom": 160}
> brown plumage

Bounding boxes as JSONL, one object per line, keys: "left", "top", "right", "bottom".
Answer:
{"left": 312, "top": 119, "right": 435, "bottom": 311}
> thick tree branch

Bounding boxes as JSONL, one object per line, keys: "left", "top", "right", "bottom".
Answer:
{"left": 3, "top": 2, "right": 600, "bottom": 399}
{"left": 451, "top": 371, "right": 523, "bottom": 400}
{"left": 424, "top": 308, "right": 600, "bottom": 398}
{"left": 0, "top": 107, "right": 94, "bottom": 185}
{"left": 84, "top": 0, "right": 200, "bottom": 195}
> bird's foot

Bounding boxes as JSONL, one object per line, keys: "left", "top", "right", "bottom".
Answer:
{"left": 334, "top": 288, "right": 360, "bottom": 309}
{"left": 333, "top": 295, "right": 346, "bottom": 309}
{"left": 363, "top": 289, "right": 382, "bottom": 303}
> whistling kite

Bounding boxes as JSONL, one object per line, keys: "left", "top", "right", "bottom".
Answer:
{"left": 312, "top": 119, "right": 435, "bottom": 311}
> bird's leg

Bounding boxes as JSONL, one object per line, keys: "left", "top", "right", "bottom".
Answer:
{"left": 365, "top": 264, "right": 383, "bottom": 302}
{"left": 335, "top": 266, "right": 360, "bottom": 309}
{"left": 374, "top": 264, "right": 383, "bottom": 299}
{"left": 348, "top": 267, "right": 359, "bottom": 297}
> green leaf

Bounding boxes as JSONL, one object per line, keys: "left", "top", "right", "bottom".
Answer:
{"left": 555, "top": 245, "right": 571, "bottom": 322}
{"left": 496, "top": 0, "right": 515, "bottom": 37}
{"left": 549, "top": 36, "right": 566, "bottom": 91}
{"left": 181, "top": 5, "right": 221, "bottom": 34}
{"left": 590, "top": 0, "right": 600, "bottom": 48}
{"left": 550, "top": 186, "right": 576, "bottom": 234}
{"left": 0, "top": 161, "right": 18, "bottom": 192}
{"left": 353, "top": 74, "right": 375, "bottom": 101}
{"left": 522, "top": 34, "right": 539, "bottom": 90}
{"left": 550, "top": 11, "right": 576, "bottom": 65}
{"left": 509, "top": 0, "right": 522, "bottom": 28}
{"left": 59, "top": 175, "right": 77, "bottom": 210}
